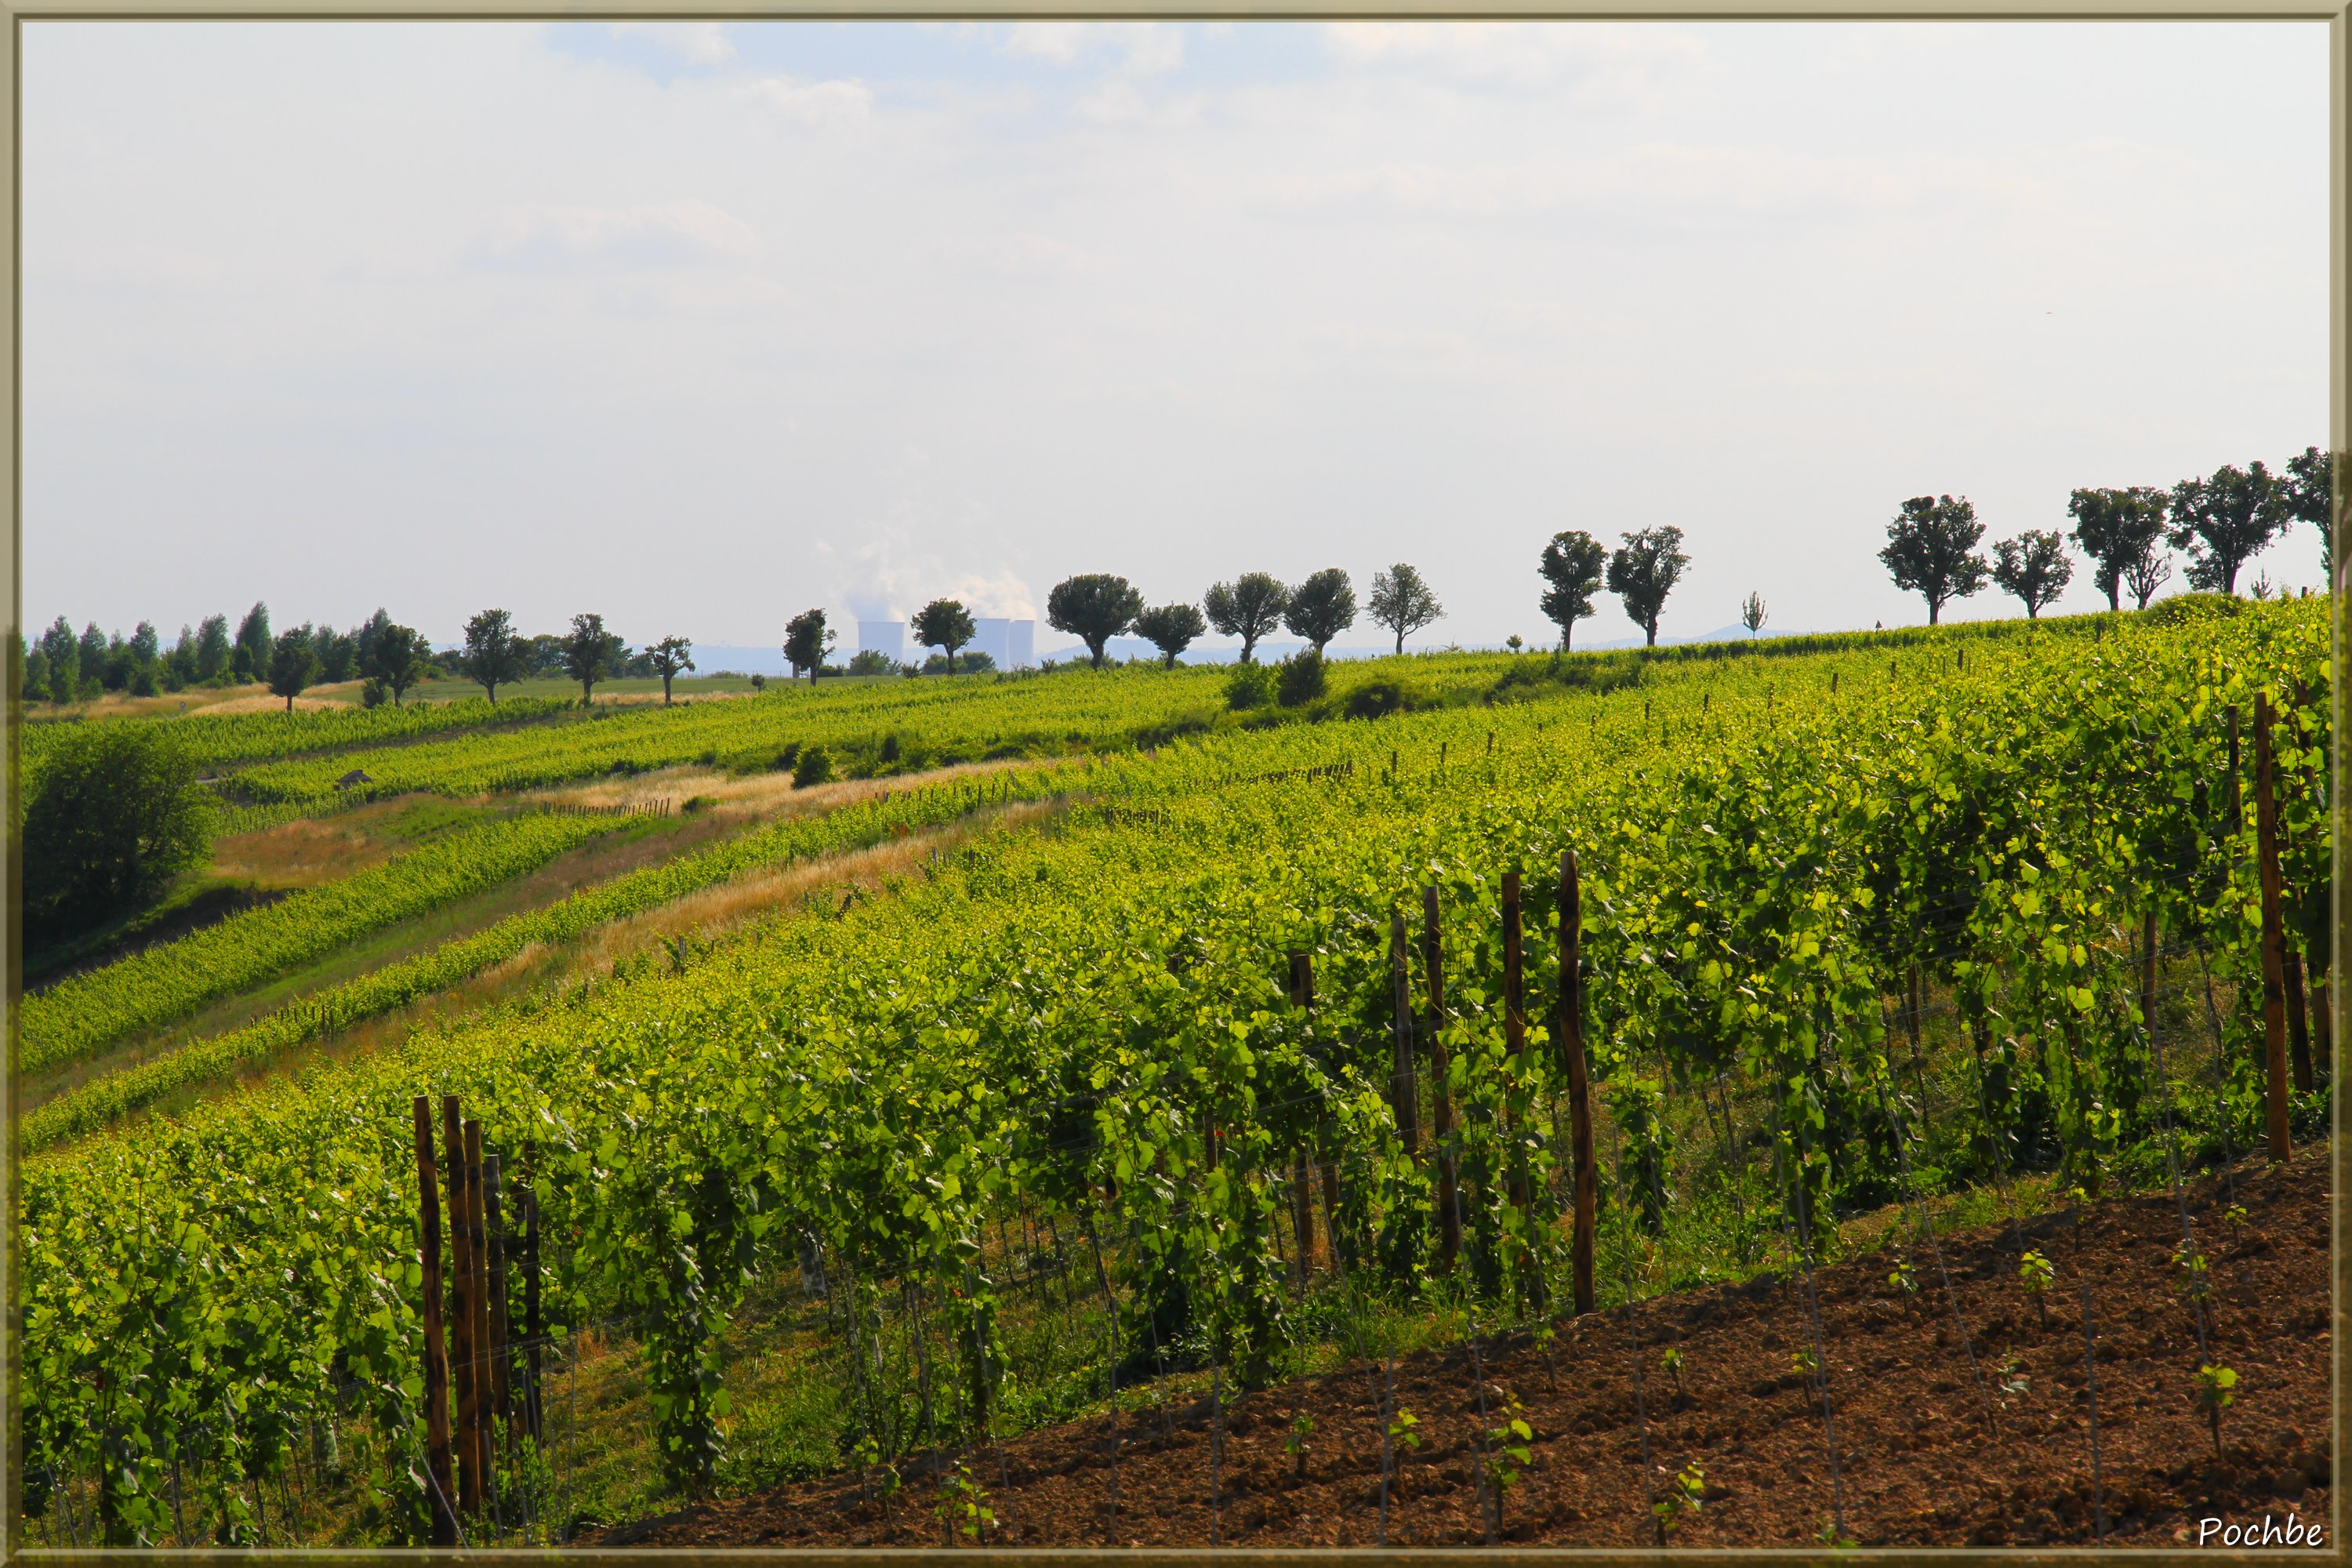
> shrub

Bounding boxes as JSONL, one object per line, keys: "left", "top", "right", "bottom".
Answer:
{"left": 793, "top": 746, "right": 835, "bottom": 788}
{"left": 1344, "top": 677, "right": 1420, "bottom": 720}
{"left": 1225, "top": 663, "right": 1277, "bottom": 711}
{"left": 24, "top": 724, "right": 211, "bottom": 947}
{"left": 1276, "top": 649, "right": 1327, "bottom": 708}
{"left": 2141, "top": 592, "right": 2240, "bottom": 626}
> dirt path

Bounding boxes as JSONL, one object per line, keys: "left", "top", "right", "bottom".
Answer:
{"left": 601, "top": 1145, "right": 2332, "bottom": 1549}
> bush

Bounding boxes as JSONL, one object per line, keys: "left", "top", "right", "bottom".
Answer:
{"left": 1276, "top": 649, "right": 1327, "bottom": 709}
{"left": 360, "top": 679, "right": 389, "bottom": 709}
{"left": 792, "top": 746, "right": 835, "bottom": 788}
{"left": 24, "top": 724, "right": 211, "bottom": 947}
{"left": 2141, "top": 592, "right": 2241, "bottom": 626}
{"left": 1225, "top": 663, "right": 1277, "bottom": 711}
{"left": 922, "top": 651, "right": 997, "bottom": 676}
{"left": 1344, "top": 678, "right": 1421, "bottom": 720}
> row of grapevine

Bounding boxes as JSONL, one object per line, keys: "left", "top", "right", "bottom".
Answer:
{"left": 22, "top": 811, "right": 630, "bottom": 1076}
{"left": 23, "top": 695, "right": 582, "bottom": 775}
{"left": 21, "top": 601, "right": 2325, "bottom": 1545}
{"left": 22, "top": 768, "right": 1071, "bottom": 1155}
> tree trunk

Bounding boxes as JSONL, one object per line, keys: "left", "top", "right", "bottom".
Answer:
{"left": 662, "top": 674, "right": 673, "bottom": 706}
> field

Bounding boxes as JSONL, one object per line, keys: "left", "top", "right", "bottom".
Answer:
{"left": 18, "top": 601, "right": 2335, "bottom": 1549}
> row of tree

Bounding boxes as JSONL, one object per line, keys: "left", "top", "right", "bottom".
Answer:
{"left": 777, "top": 564, "right": 1446, "bottom": 680}
{"left": 38, "top": 447, "right": 2330, "bottom": 709}
{"left": 24, "top": 604, "right": 720, "bottom": 711}
{"left": 1881, "top": 448, "right": 2332, "bottom": 625}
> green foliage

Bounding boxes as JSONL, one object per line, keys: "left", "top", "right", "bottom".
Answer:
{"left": 1203, "top": 573, "right": 1288, "bottom": 663}
{"left": 1881, "top": 495, "right": 1987, "bottom": 624}
{"left": 24, "top": 725, "right": 211, "bottom": 948}
{"left": 17, "top": 597, "right": 2331, "bottom": 1541}
{"left": 1653, "top": 1459, "right": 1704, "bottom": 1534}
{"left": 1283, "top": 568, "right": 1356, "bottom": 655}
{"left": 1606, "top": 526, "right": 1688, "bottom": 646}
{"left": 793, "top": 746, "right": 836, "bottom": 787}
{"left": 911, "top": 600, "right": 978, "bottom": 672}
{"left": 1225, "top": 662, "right": 1277, "bottom": 711}
{"left": 1047, "top": 574, "right": 1143, "bottom": 670}
{"left": 22, "top": 811, "right": 623, "bottom": 1076}
{"left": 1276, "top": 648, "right": 1327, "bottom": 708}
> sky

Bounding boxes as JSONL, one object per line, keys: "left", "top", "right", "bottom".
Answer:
{"left": 24, "top": 19, "right": 2331, "bottom": 660}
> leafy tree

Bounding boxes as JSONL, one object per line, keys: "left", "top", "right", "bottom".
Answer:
{"left": 78, "top": 624, "right": 110, "bottom": 698}
{"left": 562, "top": 612, "right": 628, "bottom": 705}
{"left": 1047, "top": 574, "right": 1143, "bottom": 670}
{"left": 24, "top": 643, "right": 48, "bottom": 703}
{"left": 35, "top": 617, "right": 77, "bottom": 706}
{"left": 1606, "top": 525, "right": 1689, "bottom": 646}
{"left": 1537, "top": 531, "right": 1606, "bottom": 651}
{"left": 23, "top": 724, "right": 210, "bottom": 946}
{"left": 1879, "top": 495, "right": 1987, "bottom": 625}
{"left": 1283, "top": 568, "right": 1356, "bottom": 655}
{"left": 194, "top": 614, "right": 232, "bottom": 683}
{"left": 2067, "top": 486, "right": 2169, "bottom": 612}
{"left": 844, "top": 648, "right": 897, "bottom": 677}
{"left": 368, "top": 623, "right": 433, "bottom": 706}
{"left": 352, "top": 608, "right": 394, "bottom": 677}
{"left": 1203, "top": 572, "right": 1289, "bottom": 664}
{"left": 268, "top": 626, "right": 321, "bottom": 712}
{"left": 784, "top": 609, "right": 835, "bottom": 682}
{"left": 163, "top": 625, "right": 198, "bottom": 690}
{"left": 1367, "top": 564, "right": 1443, "bottom": 655}
{"left": 2170, "top": 463, "right": 2285, "bottom": 595}
{"left": 1990, "top": 530, "right": 2074, "bottom": 619}
{"left": 1740, "top": 591, "right": 1768, "bottom": 639}
{"left": 127, "top": 622, "right": 162, "bottom": 697}
{"left": 311, "top": 624, "right": 358, "bottom": 684}
{"left": 462, "top": 608, "right": 527, "bottom": 703}
{"left": 2121, "top": 536, "right": 2172, "bottom": 610}
{"left": 2279, "top": 446, "right": 2334, "bottom": 579}
{"left": 646, "top": 635, "right": 696, "bottom": 705}
{"left": 912, "top": 599, "right": 978, "bottom": 674}
{"left": 1133, "top": 602, "right": 1207, "bottom": 668}
{"left": 233, "top": 603, "right": 272, "bottom": 684}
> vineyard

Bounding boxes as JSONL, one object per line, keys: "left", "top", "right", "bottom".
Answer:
{"left": 20, "top": 600, "right": 2335, "bottom": 1548}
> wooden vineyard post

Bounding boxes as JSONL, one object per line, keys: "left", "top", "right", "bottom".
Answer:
{"left": 441, "top": 1096, "right": 480, "bottom": 1514}
{"left": 485, "top": 1153, "right": 513, "bottom": 1440}
{"left": 1559, "top": 850, "right": 1596, "bottom": 1316}
{"left": 1501, "top": 871, "right": 1531, "bottom": 1216}
{"left": 2285, "top": 947, "right": 2314, "bottom": 1092}
{"left": 2254, "top": 691, "right": 2293, "bottom": 1160}
{"left": 1287, "top": 954, "right": 1317, "bottom": 1275}
{"left": 464, "top": 1120, "right": 494, "bottom": 1494}
{"left": 412, "top": 1098, "right": 459, "bottom": 1545}
{"left": 1294, "top": 953, "right": 1344, "bottom": 1269}
{"left": 1422, "top": 886, "right": 1461, "bottom": 1272}
{"left": 523, "top": 1168, "right": 544, "bottom": 1444}
{"left": 2140, "top": 912, "right": 2160, "bottom": 1059}
{"left": 1390, "top": 911, "right": 1420, "bottom": 1159}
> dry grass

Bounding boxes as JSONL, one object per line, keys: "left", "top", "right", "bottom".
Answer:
{"left": 571, "top": 800, "right": 1051, "bottom": 972}
{"left": 528, "top": 756, "right": 1037, "bottom": 822}
{"left": 210, "top": 815, "right": 403, "bottom": 888}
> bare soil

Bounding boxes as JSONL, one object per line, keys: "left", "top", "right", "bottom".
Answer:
{"left": 601, "top": 1144, "right": 2333, "bottom": 1549}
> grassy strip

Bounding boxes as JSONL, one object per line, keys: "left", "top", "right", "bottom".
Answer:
{"left": 22, "top": 770, "right": 1062, "bottom": 1154}
{"left": 22, "top": 811, "right": 625, "bottom": 1074}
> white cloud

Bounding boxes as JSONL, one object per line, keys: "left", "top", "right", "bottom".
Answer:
{"left": 1321, "top": 22, "right": 1705, "bottom": 100}
{"left": 1002, "top": 22, "right": 1181, "bottom": 75}
{"left": 470, "top": 200, "right": 757, "bottom": 270}
{"left": 745, "top": 76, "right": 873, "bottom": 126}
{"left": 608, "top": 22, "right": 735, "bottom": 65}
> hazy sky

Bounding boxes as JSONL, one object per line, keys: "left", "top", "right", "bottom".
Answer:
{"left": 26, "top": 20, "right": 2329, "bottom": 655}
